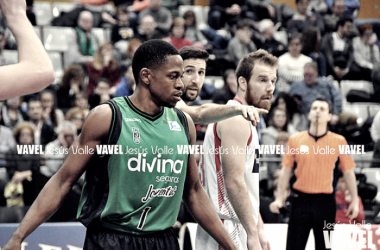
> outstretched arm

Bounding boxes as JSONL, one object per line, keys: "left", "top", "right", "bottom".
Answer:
{"left": 0, "top": 0, "right": 55, "bottom": 100}
{"left": 182, "top": 113, "right": 237, "bottom": 250}
{"left": 2, "top": 105, "right": 112, "bottom": 250}
{"left": 176, "top": 99, "right": 267, "bottom": 125}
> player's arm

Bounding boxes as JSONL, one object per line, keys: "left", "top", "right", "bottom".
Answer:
{"left": 176, "top": 99, "right": 267, "bottom": 125}
{"left": 0, "top": 0, "right": 55, "bottom": 100}
{"left": 217, "top": 116, "right": 262, "bottom": 250}
{"left": 269, "top": 166, "right": 292, "bottom": 214}
{"left": 343, "top": 169, "right": 360, "bottom": 220}
{"left": 182, "top": 112, "right": 237, "bottom": 250}
{"left": 2, "top": 105, "right": 112, "bottom": 250}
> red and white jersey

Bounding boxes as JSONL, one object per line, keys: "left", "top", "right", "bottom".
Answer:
{"left": 198, "top": 99, "right": 260, "bottom": 224}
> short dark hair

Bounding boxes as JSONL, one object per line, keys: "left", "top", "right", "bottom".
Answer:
{"left": 179, "top": 46, "right": 209, "bottom": 62}
{"left": 235, "top": 49, "right": 278, "bottom": 85}
{"left": 337, "top": 16, "right": 353, "bottom": 29}
{"left": 236, "top": 19, "right": 251, "bottom": 30}
{"left": 311, "top": 97, "right": 331, "bottom": 113}
{"left": 132, "top": 39, "right": 179, "bottom": 85}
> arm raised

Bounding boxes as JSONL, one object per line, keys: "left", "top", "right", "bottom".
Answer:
{"left": 0, "top": 0, "right": 55, "bottom": 100}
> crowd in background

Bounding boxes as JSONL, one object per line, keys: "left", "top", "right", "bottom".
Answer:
{"left": 0, "top": 0, "right": 379, "bottom": 225}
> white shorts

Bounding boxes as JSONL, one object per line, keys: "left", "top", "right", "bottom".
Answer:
{"left": 195, "top": 219, "right": 247, "bottom": 250}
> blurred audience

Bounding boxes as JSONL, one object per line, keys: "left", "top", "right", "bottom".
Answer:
{"left": 111, "top": 6, "right": 134, "bottom": 53}
{"left": 277, "top": 34, "right": 312, "bottom": 93}
{"left": 212, "top": 69, "right": 237, "bottom": 104}
{"left": 40, "top": 90, "right": 65, "bottom": 133}
{"left": 139, "top": 0, "right": 173, "bottom": 34}
{"left": 302, "top": 26, "right": 327, "bottom": 77}
{"left": 352, "top": 23, "right": 380, "bottom": 82}
{"left": 87, "top": 42, "right": 120, "bottom": 96}
{"left": 133, "top": 14, "right": 168, "bottom": 43}
{"left": 115, "top": 65, "right": 135, "bottom": 97}
{"left": 74, "top": 92, "right": 90, "bottom": 117}
{"left": 254, "top": 19, "right": 286, "bottom": 58}
{"left": 89, "top": 78, "right": 112, "bottom": 109}
{"left": 65, "top": 107, "right": 86, "bottom": 135}
{"left": 56, "top": 65, "right": 86, "bottom": 111}
{"left": 170, "top": 17, "right": 192, "bottom": 50}
{"left": 1, "top": 96, "right": 26, "bottom": 130}
{"left": 26, "top": 98, "right": 56, "bottom": 150}
{"left": 65, "top": 10, "right": 100, "bottom": 68}
{"left": 44, "top": 121, "right": 77, "bottom": 177}
{"left": 227, "top": 19, "right": 257, "bottom": 67}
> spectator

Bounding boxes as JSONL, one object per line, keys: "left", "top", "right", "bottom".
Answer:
{"left": 88, "top": 78, "right": 112, "bottom": 109}
{"left": 115, "top": 65, "right": 135, "bottom": 97}
{"left": 65, "top": 10, "right": 100, "bottom": 68}
{"left": 270, "top": 92, "right": 309, "bottom": 132}
{"left": 183, "top": 10, "right": 206, "bottom": 48}
{"left": 44, "top": 121, "right": 77, "bottom": 177}
{"left": 5, "top": 122, "right": 43, "bottom": 206}
{"left": 289, "top": 62, "right": 342, "bottom": 125}
{"left": 286, "top": 0, "right": 325, "bottom": 36}
{"left": 212, "top": 69, "right": 237, "bottom": 104}
{"left": 335, "top": 174, "right": 365, "bottom": 223}
{"left": 87, "top": 42, "right": 120, "bottom": 96}
{"left": 261, "top": 107, "right": 298, "bottom": 146}
{"left": 65, "top": 107, "right": 86, "bottom": 135}
{"left": 139, "top": 0, "right": 172, "bottom": 34}
{"left": 246, "top": 0, "right": 277, "bottom": 22}
{"left": 207, "top": 0, "right": 253, "bottom": 31}
{"left": 170, "top": 17, "right": 192, "bottom": 50}
{"left": 227, "top": 19, "right": 257, "bottom": 67}
{"left": 1, "top": 96, "right": 26, "bottom": 130}
{"left": 352, "top": 23, "right": 380, "bottom": 82}
{"left": 74, "top": 92, "right": 90, "bottom": 117}
{"left": 56, "top": 65, "right": 86, "bottom": 111}
{"left": 323, "top": 0, "right": 346, "bottom": 34}
{"left": 133, "top": 14, "right": 168, "bottom": 43}
{"left": 39, "top": 90, "right": 65, "bottom": 133}
{"left": 308, "top": 0, "right": 328, "bottom": 15}
{"left": 254, "top": 19, "right": 286, "bottom": 58}
{"left": 26, "top": 98, "right": 56, "bottom": 150}
{"left": 325, "top": 0, "right": 360, "bottom": 19}
{"left": 277, "top": 34, "right": 312, "bottom": 93}
{"left": 111, "top": 5, "right": 134, "bottom": 52}
{"left": 302, "top": 26, "right": 327, "bottom": 77}
{"left": 320, "top": 16, "right": 356, "bottom": 81}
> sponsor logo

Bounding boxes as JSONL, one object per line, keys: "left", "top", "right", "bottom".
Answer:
{"left": 125, "top": 118, "right": 141, "bottom": 122}
{"left": 132, "top": 127, "right": 141, "bottom": 144}
{"left": 168, "top": 121, "right": 181, "bottom": 131}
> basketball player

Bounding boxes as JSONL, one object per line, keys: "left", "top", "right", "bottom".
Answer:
{"left": 0, "top": 0, "right": 55, "bottom": 100}
{"left": 2, "top": 40, "right": 237, "bottom": 250}
{"left": 176, "top": 46, "right": 267, "bottom": 126}
{"left": 196, "top": 49, "right": 278, "bottom": 250}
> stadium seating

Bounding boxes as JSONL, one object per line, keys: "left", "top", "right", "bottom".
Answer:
{"left": 43, "top": 26, "right": 74, "bottom": 52}
{"left": 34, "top": 1, "right": 53, "bottom": 26}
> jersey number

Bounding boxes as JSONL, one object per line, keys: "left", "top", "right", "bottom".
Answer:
{"left": 252, "top": 148, "right": 259, "bottom": 173}
{"left": 137, "top": 207, "right": 151, "bottom": 230}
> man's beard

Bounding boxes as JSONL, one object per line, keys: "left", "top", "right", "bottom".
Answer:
{"left": 246, "top": 85, "right": 272, "bottom": 111}
{"left": 181, "top": 89, "right": 197, "bottom": 102}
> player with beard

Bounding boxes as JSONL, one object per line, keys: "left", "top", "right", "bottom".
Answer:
{"left": 196, "top": 49, "right": 278, "bottom": 250}
{"left": 176, "top": 46, "right": 267, "bottom": 126}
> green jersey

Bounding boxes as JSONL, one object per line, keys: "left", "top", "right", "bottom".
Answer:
{"left": 77, "top": 97, "right": 190, "bottom": 235}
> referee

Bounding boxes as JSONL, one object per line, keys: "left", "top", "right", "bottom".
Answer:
{"left": 270, "top": 97, "right": 359, "bottom": 250}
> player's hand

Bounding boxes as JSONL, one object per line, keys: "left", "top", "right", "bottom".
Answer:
{"left": 346, "top": 198, "right": 359, "bottom": 220}
{"left": 269, "top": 199, "right": 283, "bottom": 214}
{"left": 258, "top": 229, "right": 271, "bottom": 250}
{"left": 239, "top": 105, "right": 268, "bottom": 126}
{"left": 2, "top": 236, "right": 22, "bottom": 250}
{"left": 247, "top": 234, "right": 262, "bottom": 250}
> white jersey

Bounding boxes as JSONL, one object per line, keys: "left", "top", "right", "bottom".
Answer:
{"left": 196, "top": 99, "right": 260, "bottom": 250}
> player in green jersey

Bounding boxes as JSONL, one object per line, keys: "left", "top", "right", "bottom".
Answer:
{"left": 3, "top": 40, "right": 238, "bottom": 250}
